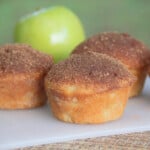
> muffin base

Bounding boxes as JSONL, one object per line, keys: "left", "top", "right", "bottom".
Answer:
{"left": 48, "top": 87, "right": 130, "bottom": 124}
{"left": 0, "top": 73, "right": 46, "bottom": 109}
{"left": 129, "top": 68, "right": 147, "bottom": 98}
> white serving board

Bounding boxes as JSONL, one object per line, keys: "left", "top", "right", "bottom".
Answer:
{"left": 0, "top": 78, "right": 150, "bottom": 150}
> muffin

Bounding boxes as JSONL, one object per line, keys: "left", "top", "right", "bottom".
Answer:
{"left": 45, "top": 52, "right": 136, "bottom": 124}
{"left": 0, "top": 44, "right": 53, "bottom": 109}
{"left": 72, "top": 32, "right": 149, "bottom": 97}
{"left": 147, "top": 56, "right": 150, "bottom": 75}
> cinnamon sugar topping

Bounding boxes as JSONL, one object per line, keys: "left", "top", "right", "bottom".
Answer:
{"left": 0, "top": 44, "right": 53, "bottom": 75}
{"left": 72, "top": 32, "right": 150, "bottom": 69}
{"left": 46, "top": 52, "right": 136, "bottom": 92}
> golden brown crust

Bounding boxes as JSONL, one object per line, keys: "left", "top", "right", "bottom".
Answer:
{"left": 0, "top": 73, "right": 46, "bottom": 109}
{"left": 45, "top": 52, "right": 136, "bottom": 94}
{"left": 0, "top": 44, "right": 53, "bottom": 75}
{"left": 72, "top": 32, "right": 149, "bottom": 69}
{"left": 147, "top": 57, "right": 150, "bottom": 75}
{"left": 48, "top": 86, "right": 130, "bottom": 124}
{"left": 0, "top": 44, "right": 53, "bottom": 109}
{"left": 45, "top": 52, "right": 135, "bottom": 124}
{"left": 128, "top": 68, "right": 147, "bottom": 97}
{"left": 148, "top": 68, "right": 150, "bottom": 75}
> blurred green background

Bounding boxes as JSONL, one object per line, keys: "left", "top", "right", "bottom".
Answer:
{"left": 0, "top": 0, "right": 150, "bottom": 46}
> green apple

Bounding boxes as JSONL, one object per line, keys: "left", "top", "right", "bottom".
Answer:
{"left": 14, "top": 6, "right": 85, "bottom": 62}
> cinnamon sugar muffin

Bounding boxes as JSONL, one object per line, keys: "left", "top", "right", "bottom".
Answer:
{"left": 72, "top": 32, "right": 149, "bottom": 97}
{"left": 147, "top": 56, "right": 150, "bottom": 75}
{"left": 45, "top": 52, "right": 136, "bottom": 124}
{"left": 0, "top": 44, "right": 53, "bottom": 109}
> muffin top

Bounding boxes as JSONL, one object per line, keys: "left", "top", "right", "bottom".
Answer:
{"left": 46, "top": 52, "right": 136, "bottom": 93}
{"left": 0, "top": 44, "right": 53, "bottom": 75}
{"left": 72, "top": 32, "right": 150, "bottom": 69}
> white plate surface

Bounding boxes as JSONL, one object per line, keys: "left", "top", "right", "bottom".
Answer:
{"left": 0, "top": 78, "right": 150, "bottom": 150}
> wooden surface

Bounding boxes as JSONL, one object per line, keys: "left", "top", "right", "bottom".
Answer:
{"left": 19, "top": 131, "right": 150, "bottom": 150}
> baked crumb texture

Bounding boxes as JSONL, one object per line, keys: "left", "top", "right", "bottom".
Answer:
{"left": 0, "top": 44, "right": 53, "bottom": 109}
{"left": 72, "top": 32, "right": 149, "bottom": 69}
{"left": 45, "top": 52, "right": 136, "bottom": 124}
{"left": 0, "top": 44, "right": 53, "bottom": 75}
{"left": 147, "top": 57, "right": 150, "bottom": 75}
{"left": 72, "top": 32, "right": 150, "bottom": 97}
